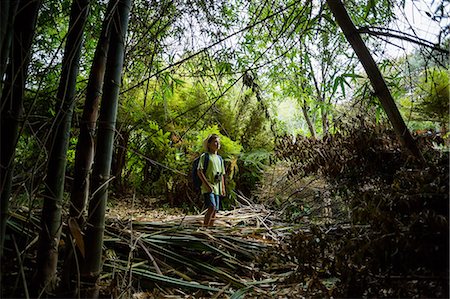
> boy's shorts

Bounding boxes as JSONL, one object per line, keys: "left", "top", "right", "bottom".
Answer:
{"left": 204, "top": 193, "right": 220, "bottom": 211}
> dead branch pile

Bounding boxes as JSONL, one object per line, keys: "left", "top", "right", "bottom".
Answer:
{"left": 275, "top": 125, "right": 406, "bottom": 183}
{"left": 101, "top": 202, "right": 313, "bottom": 298}
{"left": 272, "top": 121, "right": 449, "bottom": 298}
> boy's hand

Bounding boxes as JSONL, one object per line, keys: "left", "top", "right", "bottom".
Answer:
{"left": 206, "top": 182, "right": 213, "bottom": 193}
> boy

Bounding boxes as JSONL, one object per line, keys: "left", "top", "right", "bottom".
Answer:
{"left": 197, "top": 134, "right": 226, "bottom": 227}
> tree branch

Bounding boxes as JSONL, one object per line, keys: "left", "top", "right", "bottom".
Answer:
{"left": 358, "top": 26, "right": 449, "bottom": 55}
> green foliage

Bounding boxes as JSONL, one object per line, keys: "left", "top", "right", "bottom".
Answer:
{"left": 397, "top": 67, "right": 449, "bottom": 133}
{"left": 235, "top": 149, "right": 271, "bottom": 197}
{"left": 126, "top": 120, "right": 174, "bottom": 194}
{"left": 193, "top": 125, "right": 242, "bottom": 157}
{"left": 239, "top": 149, "right": 271, "bottom": 172}
{"left": 14, "top": 135, "right": 45, "bottom": 184}
{"left": 413, "top": 67, "right": 449, "bottom": 127}
{"left": 7, "top": 0, "right": 448, "bottom": 207}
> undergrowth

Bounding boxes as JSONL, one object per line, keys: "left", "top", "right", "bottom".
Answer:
{"left": 259, "top": 120, "right": 449, "bottom": 298}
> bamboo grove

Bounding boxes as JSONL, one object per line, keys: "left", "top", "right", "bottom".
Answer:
{"left": 0, "top": 0, "right": 448, "bottom": 297}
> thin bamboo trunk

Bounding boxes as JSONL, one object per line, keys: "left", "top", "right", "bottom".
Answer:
{"left": 0, "top": 1, "right": 9, "bottom": 52}
{"left": 34, "top": 0, "right": 90, "bottom": 293}
{"left": 326, "top": 0, "right": 424, "bottom": 161}
{"left": 82, "top": 0, "right": 131, "bottom": 296}
{"left": 321, "top": 101, "right": 329, "bottom": 135}
{"left": 308, "top": 58, "right": 328, "bottom": 136}
{"left": 0, "top": 0, "right": 19, "bottom": 96}
{"left": 300, "top": 99, "right": 316, "bottom": 138}
{"left": 296, "top": 53, "right": 316, "bottom": 138}
{"left": 70, "top": 0, "right": 115, "bottom": 230}
{"left": 61, "top": 1, "right": 115, "bottom": 294}
{"left": 0, "top": 0, "right": 41, "bottom": 259}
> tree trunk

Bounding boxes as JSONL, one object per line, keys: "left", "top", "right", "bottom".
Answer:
{"left": 326, "top": 0, "right": 424, "bottom": 161}
{"left": 320, "top": 100, "right": 329, "bottom": 135}
{"left": 34, "top": 0, "right": 90, "bottom": 293}
{"left": 0, "top": 1, "right": 9, "bottom": 57}
{"left": 295, "top": 55, "right": 316, "bottom": 138}
{"left": 0, "top": 0, "right": 41, "bottom": 260}
{"left": 0, "top": 0, "right": 19, "bottom": 96}
{"left": 300, "top": 98, "right": 316, "bottom": 138}
{"left": 82, "top": 0, "right": 131, "bottom": 296}
{"left": 70, "top": 0, "right": 115, "bottom": 226}
{"left": 61, "top": 1, "right": 115, "bottom": 295}
{"left": 307, "top": 58, "right": 328, "bottom": 136}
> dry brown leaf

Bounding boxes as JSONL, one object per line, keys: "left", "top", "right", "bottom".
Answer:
{"left": 68, "top": 217, "right": 85, "bottom": 258}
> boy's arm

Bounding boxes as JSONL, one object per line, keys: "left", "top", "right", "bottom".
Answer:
{"left": 198, "top": 168, "right": 213, "bottom": 193}
{"left": 221, "top": 175, "right": 226, "bottom": 196}
{"left": 221, "top": 158, "right": 226, "bottom": 196}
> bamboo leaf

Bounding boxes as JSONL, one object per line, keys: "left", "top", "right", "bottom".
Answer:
{"left": 342, "top": 73, "right": 364, "bottom": 79}
{"left": 230, "top": 286, "right": 253, "bottom": 299}
{"left": 104, "top": 263, "right": 223, "bottom": 292}
{"left": 142, "top": 240, "right": 246, "bottom": 287}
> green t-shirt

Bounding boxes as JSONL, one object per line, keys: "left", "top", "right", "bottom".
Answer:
{"left": 197, "top": 153, "right": 225, "bottom": 195}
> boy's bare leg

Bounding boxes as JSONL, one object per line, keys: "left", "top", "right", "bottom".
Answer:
{"left": 204, "top": 207, "right": 215, "bottom": 227}
{"left": 209, "top": 210, "right": 216, "bottom": 226}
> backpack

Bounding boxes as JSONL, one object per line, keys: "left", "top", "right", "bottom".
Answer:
{"left": 192, "top": 153, "right": 210, "bottom": 193}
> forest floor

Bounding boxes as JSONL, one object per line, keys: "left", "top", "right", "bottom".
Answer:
{"left": 101, "top": 194, "right": 328, "bottom": 298}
